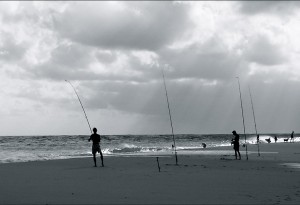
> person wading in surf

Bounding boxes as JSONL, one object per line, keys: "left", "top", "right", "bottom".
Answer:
{"left": 232, "top": 130, "right": 241, "bottom": 160}
{"left": 291, "top": 131, "right": 294, "bottom": 143}
{"left": 88, "top": 127, "right": 104, "bottom": 167}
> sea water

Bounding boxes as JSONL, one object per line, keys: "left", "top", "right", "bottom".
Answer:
{"left": 0, "top": 133, "right": 298, "bottom": 163}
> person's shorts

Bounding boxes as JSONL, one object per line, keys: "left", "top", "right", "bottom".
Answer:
{"left": 234, "top": 144, "right": 240, "bottom": 150}
{"left": 92, "top": 144, "right": 101, "bottom": 154}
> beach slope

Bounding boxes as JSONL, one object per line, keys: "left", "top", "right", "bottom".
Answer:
{"left": 0, "top": 143, "right": 300, "bottom": 204}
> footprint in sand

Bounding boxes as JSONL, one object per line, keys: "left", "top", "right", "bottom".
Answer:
{"left": 284, "top": 196, "right": 292, "bottom": 201}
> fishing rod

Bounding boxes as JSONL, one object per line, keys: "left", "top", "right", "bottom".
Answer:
{"left": 161, "top": 66, "right": 178, "bottom": 165}
{"left": 248, "top": 86, "right": 260, "bottom": 156}
{"left": 65, "top": 80, "right": 93, "bottom": 134}
{"left": 236, "top": 77, "right": 248, "bottom": 160}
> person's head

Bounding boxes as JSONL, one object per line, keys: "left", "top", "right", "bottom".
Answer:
{"left": 93, "top": 127, "right": 97, "bottom": 133}
{"left": 232, "top": 130, "right": 237, "bottom": 135}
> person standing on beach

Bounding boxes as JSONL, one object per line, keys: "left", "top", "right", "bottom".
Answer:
{"left": 291, "top": 131, "right": 294, "bottom": 143}
{"left": 232, "top": 130, "right": 241, "bottom": 160}
{"left": 257, "top": 134, "right": 260, "bottom": 144}
{"left": 88, "top": 127, "right": 104, "bottom": 167}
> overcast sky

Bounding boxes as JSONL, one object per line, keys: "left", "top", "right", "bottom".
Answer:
{"left": 1, "top": 1, "right": 300, "bottom": 136}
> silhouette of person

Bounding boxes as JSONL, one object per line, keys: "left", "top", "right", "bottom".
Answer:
{"left": 232, "top": 130, "right": 241, "bottom": 160}
{"left": 88, "top": 127, "right": 104, "bottom": 167}
{"left": 274, "top": 136, "right": 277, "bottom": 143}
{"left": 291, "top": 131, "right": 294, "bottom": 143}
{"left": 257, "top": 134, "right": 260, "bottom": 144}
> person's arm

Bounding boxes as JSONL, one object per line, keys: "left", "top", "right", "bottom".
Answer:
{"left": 88, "top": 134, "right": 92, "bottom": 142}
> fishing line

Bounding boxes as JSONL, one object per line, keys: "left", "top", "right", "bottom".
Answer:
{"left": 161, "top": 66, "right": 178, "bottom": 165}
{"left": 236, "top": 77, "right": 248, "bottom": 160}
{"left": 248, "top": 86, "right": 260, "bottom": 156}
{"left": 65, "top": 80, "right": 92, "bottom": 134}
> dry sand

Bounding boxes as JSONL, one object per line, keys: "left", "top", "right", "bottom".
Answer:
{"left": 0, "top": 142, "right": 299, "bottom": 204}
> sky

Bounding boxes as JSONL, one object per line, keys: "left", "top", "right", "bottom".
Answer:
{"left": 1, "top": 1, "right": 300, "bottom": 136}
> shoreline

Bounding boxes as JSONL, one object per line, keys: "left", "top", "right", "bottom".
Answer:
{"left": 1, "top": 141, "right": 297, "bottom": 164}
{"left": 1, "top": 143, "right": 300, "bottom": 204}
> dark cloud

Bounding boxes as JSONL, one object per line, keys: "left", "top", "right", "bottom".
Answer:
{"left": 32, "top": 64, "right": 94, "bottom": 81}
{"left": 95, "top": 50, "right": 118, "bottom": 64}
{"left": 24, "top": 43, "right": 96, "bottom": 81}
{"left": 53, "top": 1, "right": 192, "bottom": 50}
{"left": 28, "top": 44, "right": 162, "bottom": 82}
{"left": 82, "top": 81, "right": 166, "bottom": 115}
{"left": 244, "top": 35, "right": 287, "bottom": 65}
{"left": 77, "top": 77, "right": 248, "bottom": 134}
{"left": 159, "top": 37, "right": 242, "bottom": 81}
{"left": 50, "top": 43, "right": 92, "bottom": 68}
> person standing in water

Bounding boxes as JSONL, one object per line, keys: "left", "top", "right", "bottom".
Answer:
{"left": 232, "top": 130, "right": 241, "bottom": 160}
{"left": 88, "top": 127, "right": 104, "bottom": 167}
{"left": 291, "top": 131, "right": 294, "bottom": 143}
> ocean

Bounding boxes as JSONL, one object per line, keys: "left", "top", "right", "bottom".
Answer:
{"left": 0, "top": 133, "right": 297, "bottom": 163}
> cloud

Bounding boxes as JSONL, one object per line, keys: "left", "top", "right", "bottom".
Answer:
{"left": 244, "top": 35, "right": 287, "bottom": 66}
{"left": 28, "top": 42, "right": 96, "bottom": 81}
{"left": 238, "top": 1, "right": 300, "bottom": 15}
{"left": 2, "top": 1, "right": 300, "bottom": 135}
{"left": 159, "top": 36, "right": 242, "bottom": 81}
{"left": 0, "top": 31, "right": 27, "bottom": 62}
{"left": 85, "top": 81, "right": 165, "bottom": 114}
{"left": 53, "top": 1, "right": 192, "bottom": 50}
{"left": 27, "top": 43, "right": 161, "bottom": 82}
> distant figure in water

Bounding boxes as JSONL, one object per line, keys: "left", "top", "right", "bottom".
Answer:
{"left": 265, "top": 138, "right": 271, "bottom": 143}
{"left": 291, "top": 131, "right": 294, "bottom": 143}
{"left": 257, "top": 135, "right": 260, "bottom": 144}
{"left": 202, "top": 143, "right": 207, "bottom": 148}
{"left": 274, "top": 136, "right": 278, "bottom": 143}
{"left": 88, "top": 127, "right": 104, "bottom": 167}
{"left": 232, "top": 130, "right": 241, "bottom": 160}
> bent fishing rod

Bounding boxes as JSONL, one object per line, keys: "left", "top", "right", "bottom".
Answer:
{"left": 161, "top": 66, "right": 178, "bottom": 165}
{"left": 236, "top": 77, "right": 248, "bottom": 160}
{"left": 248, "top": 86, "right": 260, "bottom": 156}
{"left": 65, "top": 80, "right": 93, "bottom": 134}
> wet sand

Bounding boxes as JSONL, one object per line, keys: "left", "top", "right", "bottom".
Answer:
{"left": 0, "top": 142, "right": 299, "bottom": 204}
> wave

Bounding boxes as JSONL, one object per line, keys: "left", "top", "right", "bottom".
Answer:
{"left": 0, "top": 134, "right": 298, "bottom": 164}
{"left": 246, "top": 135, "right": 300, "bottom": 144}
{"left": 102, "top": 143, "right": 171, "bottom": 155}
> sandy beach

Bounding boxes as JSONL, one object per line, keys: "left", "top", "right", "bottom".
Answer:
{"left": 0, "top": 142, "right": 299, "bottom": 204}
